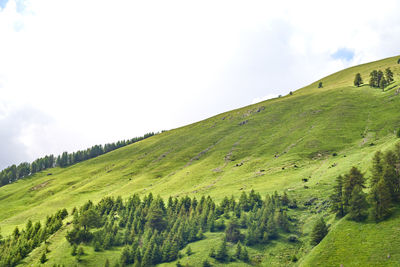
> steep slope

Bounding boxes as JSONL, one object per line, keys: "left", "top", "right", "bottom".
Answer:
{"left": 300, "top": 208, "right": 400, "bottom": 267}
{"left": 1, "top": 55, "right": 400, "bottom": 266}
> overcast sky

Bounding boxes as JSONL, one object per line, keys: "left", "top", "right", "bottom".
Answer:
{"left": 1, "top": 0, "right": 400, "bottom": 169}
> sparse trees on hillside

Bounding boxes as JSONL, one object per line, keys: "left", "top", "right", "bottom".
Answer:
{"left": 329, "top": 144, "right": 400, "bottom": 223}
{"left": 368, "top": 147, "right": 400, "bottom": 221}
{"left": 354, "top": 73, "right": 363, "bottom": 87}
{"left": 0, "top": 209, "right": 66, "bottom": 266}
{"left": 369, "top": 68, "right": 394, "bottom": 90}
{"left": 318, "top": 82, "right": 323, "bottom": 88}
{"left": 329, "top": 166, "right": 369, "bottom": 221}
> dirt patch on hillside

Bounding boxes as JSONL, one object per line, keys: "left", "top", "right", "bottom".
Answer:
{"left": 185, "top": 138, "right": 224, "bottom": 167}
{"left": 153, "top": 151, "right": 170, "bottom": 163}
{"left": 30, "top": 180, "right": 51, "bottom": 191}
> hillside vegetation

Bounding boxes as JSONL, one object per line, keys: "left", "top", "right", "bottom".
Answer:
{"left": 0, "top": 55, "right": 400, "bottom": 266}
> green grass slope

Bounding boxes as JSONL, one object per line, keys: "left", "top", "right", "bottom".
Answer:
{"left": 300, "top": 208, "right": 400, "bottom": 267}
{"left": 1, "top": 55, "right": 400, "bottom": 266}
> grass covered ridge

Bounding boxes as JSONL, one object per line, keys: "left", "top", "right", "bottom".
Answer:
{"left": 0, "top": 55, "right": 400, "bottom": 266}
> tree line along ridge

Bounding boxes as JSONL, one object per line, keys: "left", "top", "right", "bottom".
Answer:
{"left": 0, "top": 132, "right": 157, "bottom": 187}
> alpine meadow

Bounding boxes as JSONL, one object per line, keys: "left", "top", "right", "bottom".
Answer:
{"left": 2, "top": 55, "right": 400, "bottom": 267}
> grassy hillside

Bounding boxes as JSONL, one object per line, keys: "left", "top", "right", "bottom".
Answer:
{"left": 300, "top": 208, "right": 400, "bottom": 267}
{"left": 1, "top": 55, "right": 400, "bottom": 266}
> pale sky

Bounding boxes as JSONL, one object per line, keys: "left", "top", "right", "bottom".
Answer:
{"left": 1, "top": 0, "right": 400, "bottom": 169}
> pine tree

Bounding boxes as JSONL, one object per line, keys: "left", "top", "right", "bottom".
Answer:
{"left": 186, "top": 246, "right": 193, "bottom": 256}
{"left": 121, "top": 246, "right": 132, "bottom": 265}
{"left": 196, "top": 228, "right": 204, "bottom": 240}
{"left": 142, "top": 244, "right": 153, "bottom": 267}
{"left": 277, "top": 211, "right": 290, "bottom": 232}
{"left": 151, "top": 244, "right": 162, "bottom": 265}
{"left": 162, "top": 242, "right": 171, "bottom": 262}
{"left": 13, "top": 226, "right": 20, "bottom": 240}
{"left": 266, "top": 217, "right": 277, "bottom": 239}
{"left": 94, "top": 241, "right": 101, "bottom": 252}
{"left": 77, "top": 246, "right": 85, "bottom": 261}
{"left": 348, "top": 185, "right": 368, "bottom": 221}
{"left": 330, "top": 175, "right": 345, "bottom": 217}
{"left": 382, "top": 164, "right": 399, "bottom": 202}
{"left": 225, "top": 217, "right": 242, "bottom": 243}
{"left": 369, "top": 178, "right": 392, "bottom": 221}
{"left": 377, "top": 70, "right": 384, "bottom": 87}
{"left": 71, "top": 244, "right": 77, "bottom": 256}
{"left": 146, "top": 205, "right": 166, "bottom": 231}
{"left": 343, "top": 167, "right": 365, "bottom": 212}
{"left": 245, "top": 225, "right": 257, "bottom": 246}
{"left": 310, "top": 217, "right": 328, "bottom": 246}
{"left": 169, "top": 241, "right": 179, "bottom": 262}
{"left": 209, "top": 247, "right": 216, "bottom": 258}
{"left": 385, "top": 67, "right": 394, "bottom": 83}
{"left": 369, "top": 70, "right": 378, "bottom": 87}
{"left": 318, "top": 82, "right": 323, "bottom": 88}
{"left": 133, "top": 260, "right": 141, "bottom": 267}
{"left": 379, "top": 77, "right": 388, "bottom": 90}
{"left": 215, "top": 239, "right": 229, "bottom": 262}
{"left": 239, "top": 192, "right": 249, "bottom": 211}
{"left": 134, "top": 247, "right": 142, "bottom": 264}
{"left": 239, "top": 212, "right": 248, "bottom": 228}
{"left": 371, "top": 151, "right": 384, "bottom": 187}
{"left": 235, "top": 241, "right": 242, "bottom": 259}
{"left": 354, "top": 73, "right": 363, "bottom": 87}
{"left": 240, "top": 246, "right": 249, "bottom": 262}
{"left": 40, "top": 252, "right": 47, "bottom": 264}
{"left": 281, "top": 192, "right": 289, "bottom": 206}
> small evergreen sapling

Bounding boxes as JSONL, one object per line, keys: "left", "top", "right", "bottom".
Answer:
{"left": 71, "top": 244, "right": 77, "bottom": 256}
{"left": 40, "top": 252, "right": 47, "bottom": 264}
{"left": 186, "top": 246, "right": 193, "bottom": 256}
{"left": 310, "top": 217, "right": 328, "bottom": 246}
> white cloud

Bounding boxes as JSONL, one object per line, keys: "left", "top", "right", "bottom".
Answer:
{"left": 0, "top": 0, "right": 400, "bottom": 167}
